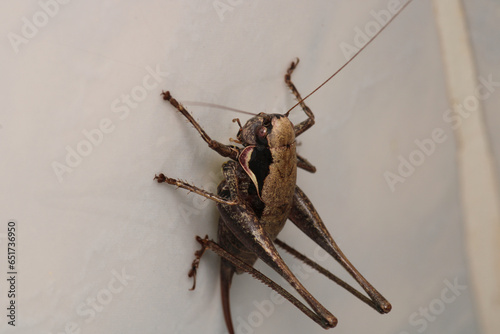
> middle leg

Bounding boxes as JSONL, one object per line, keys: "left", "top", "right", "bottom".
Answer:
{"left": 154, "top": 173, "right": 237, "bottom": 206}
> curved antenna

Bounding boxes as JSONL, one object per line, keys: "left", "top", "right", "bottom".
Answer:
{"left": 285, "top": 0, "right": 414, "bottom": 116}
{"left": 183, "top": 101, "right": 257, "bottom": 116}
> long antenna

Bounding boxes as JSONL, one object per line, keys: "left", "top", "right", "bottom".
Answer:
{"left": 183, "top": 101, "right": 257, "bottom": 116}
{"left": 285, "top": 0, "right": 414, "bottom": 115}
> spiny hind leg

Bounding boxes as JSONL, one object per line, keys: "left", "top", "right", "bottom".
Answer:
{"left": 289, "top": 185, "right": 392, "bottom": 314}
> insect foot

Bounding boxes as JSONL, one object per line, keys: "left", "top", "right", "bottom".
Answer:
{"left": 187, "top": 235, "right": 210, "bottom": 291}
{"left": 161, "top": 90, "right": 184, "bottom": 111}
{"left": 153, "top": 173, "right": 167, "bottom": 183}
{"left": 161, "top": 90, "right": 174, "bottom": 103}
{"left": 154, "top": 173, "right": 180, "bottom": 186}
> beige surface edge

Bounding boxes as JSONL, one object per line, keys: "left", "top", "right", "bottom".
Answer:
{"left": 432, "top": 0, "right": 500, "bottom": 333}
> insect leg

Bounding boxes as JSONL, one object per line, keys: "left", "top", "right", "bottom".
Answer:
{"left": 184, "top": 230, "right": 238, "bottom": 334}
{"left": 297, "top": 152, "right": 317, "bottom": 173}
{"left": 187, "top": 234, "right": 210, "bottom": 291}
{"left": 216, "top": 161, "right": 337, "bottom": 329}
{"left": 162, "top": 91, "right": 239, "bottom": 160}
{"left": 289, "top": 186, "right": 392, "bottom": 314}
{"left": 284, "top": 58, "right": 315, "bottom": 137}
{"left": 154, "top": 173, "right": 237, "bottom": 206}
{"left": 274, "top": 238, "right": 379, "bottom": 312}
{"left": 194, "top": 235, "right": 336, "bottom": 330}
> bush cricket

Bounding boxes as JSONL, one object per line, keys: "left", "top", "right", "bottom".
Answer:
{"left": 155, "top": 1, "right": 413, "bottom": 332}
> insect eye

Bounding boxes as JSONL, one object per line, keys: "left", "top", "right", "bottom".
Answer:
{"left": 256, "top": 126, "right": 268, "bottom": 140}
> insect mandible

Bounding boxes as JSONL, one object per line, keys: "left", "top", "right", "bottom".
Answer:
{"left": 155, "top": 1, "right": 413, "bottom": 332}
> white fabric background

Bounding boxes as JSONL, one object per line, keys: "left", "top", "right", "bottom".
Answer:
{"left": 1, "top": 0, "right": 497, "bottom": 333}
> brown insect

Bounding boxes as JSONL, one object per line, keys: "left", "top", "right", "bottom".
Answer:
{"left": 155, "top": 1, "right": 413, "bottom": 332}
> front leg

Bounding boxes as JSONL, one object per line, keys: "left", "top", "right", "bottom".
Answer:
{"left": 162, "top": 91, "right": 239, "bottom": 160}
{"left": 284, "top": 58, "right": 315, "bottom": 137}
